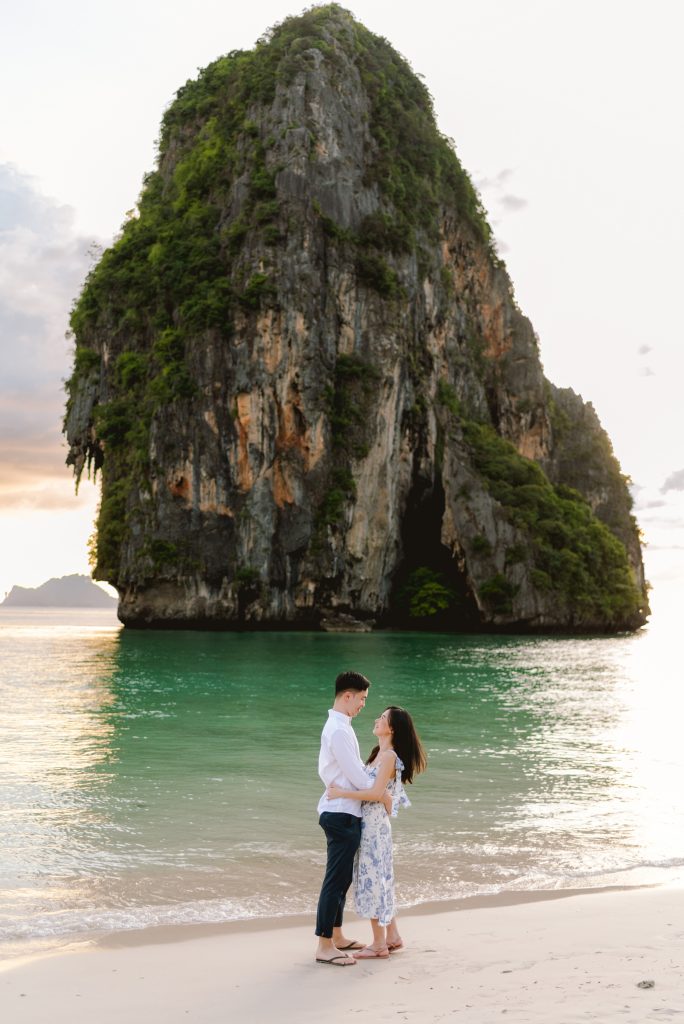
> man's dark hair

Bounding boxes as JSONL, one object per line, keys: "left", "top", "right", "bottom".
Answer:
{"left": 335, "top": 670, "right": 370, "bottom": 695}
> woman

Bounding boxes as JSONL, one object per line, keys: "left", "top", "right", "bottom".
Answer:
{"left": 326, "top": 705, "right": 427, "bottom": 958}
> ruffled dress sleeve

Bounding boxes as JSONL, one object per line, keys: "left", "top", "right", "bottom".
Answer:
{"left": 390, "top": 756, "right": 411, "bottom": 818}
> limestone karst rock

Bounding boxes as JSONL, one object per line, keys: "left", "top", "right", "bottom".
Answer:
{"left": 64, "top": 5, "right": 649, "bottom": 631}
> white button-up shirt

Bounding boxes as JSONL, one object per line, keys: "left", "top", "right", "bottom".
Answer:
{"left": 317, "top": 709, "right": 373, "bottom": 816}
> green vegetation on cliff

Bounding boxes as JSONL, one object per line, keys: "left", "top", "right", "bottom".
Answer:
{"left": 462, "top": 421, "right": 642, "bottom": 624}
{"left": 397, "top": 567, "right": 457, "bottom": 619}
{"left": 68, "top": 3, "right": 489, "bottom": 360}
{"left": 547, "top": 387, "right": 639, "bottom": 544}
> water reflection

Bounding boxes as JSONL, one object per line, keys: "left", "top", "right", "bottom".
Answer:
{"left": 1, "top": 610, "right": 682, "bottom": 955}
{"left": 0, "top": 620, "right": 119, "bottom": 807}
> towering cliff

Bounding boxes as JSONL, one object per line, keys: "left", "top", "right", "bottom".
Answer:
{"left": 64, "top": 5, "right": 649, "bottom": 631}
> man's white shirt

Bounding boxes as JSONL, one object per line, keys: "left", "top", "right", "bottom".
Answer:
{"left": 317, "top": 709, "right": 373, "bottom": 816}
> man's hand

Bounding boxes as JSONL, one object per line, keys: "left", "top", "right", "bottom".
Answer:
{"left": 382, "top": 791, "right": 393, "bottom": 815}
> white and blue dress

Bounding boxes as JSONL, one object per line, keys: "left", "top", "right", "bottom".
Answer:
{"left": 353, "top": 755, "right": 411, "bottom": 926}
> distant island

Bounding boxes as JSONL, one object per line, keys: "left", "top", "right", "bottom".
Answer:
{"left": 2, "top": 575, "right": 117, "bottom": 608}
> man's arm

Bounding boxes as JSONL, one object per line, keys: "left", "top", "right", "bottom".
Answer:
{"left": 326, "top": 751, "right": 396, "bottom": 801}
{"left": 329, "top": 729, "right": 373, "bottom": 791}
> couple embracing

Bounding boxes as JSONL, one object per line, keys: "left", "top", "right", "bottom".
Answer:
{"left": 315, "top": 670, "right": 426, "bottom": 966}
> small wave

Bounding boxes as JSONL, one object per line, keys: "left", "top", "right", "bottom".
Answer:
{"left": 480, "top": 859, "right": 684, "bottom": 896}
{"left": 0, "top": 894, "right": 307, "bottom": 949}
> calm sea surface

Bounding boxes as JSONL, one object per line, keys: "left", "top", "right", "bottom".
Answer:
{"left": 1, "top": 602, "right": 682, "bottom": 959}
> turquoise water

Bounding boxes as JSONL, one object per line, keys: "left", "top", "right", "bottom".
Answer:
{"left": 1, "top": 606, "right": 682, "bottom": 958}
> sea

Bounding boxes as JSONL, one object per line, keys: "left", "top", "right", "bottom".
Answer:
{"left": 1, "top": 591, "right": 682, "bottom": 961}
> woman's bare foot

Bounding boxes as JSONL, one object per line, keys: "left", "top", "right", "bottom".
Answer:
{"left": 385, "top": 916, "right": 402, "bottom": 950}
{"left": 353, "top": 945, "right": 389, "bottom": 959}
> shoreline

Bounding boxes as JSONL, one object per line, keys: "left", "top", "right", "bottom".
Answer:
{"left": 1, "top": 879, "right": 665, "bottom": 965}
{"left": 92, "top": 880, "right": 656, "bottom": 951}
{"left": 1, "top": 882, "right": 682, "bottom": 1022}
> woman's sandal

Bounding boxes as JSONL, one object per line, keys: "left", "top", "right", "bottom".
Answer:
{"left": 353, "top": 946, "right": 390, "bottom": 959}
{"left": 387, "top": 939, "right": 404, "bottom": 952}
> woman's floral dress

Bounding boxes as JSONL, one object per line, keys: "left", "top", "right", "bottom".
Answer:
{"left": 353, "top": 755, "right": 411, "bottom": 925}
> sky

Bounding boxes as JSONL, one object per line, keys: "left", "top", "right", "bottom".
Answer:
{"left": 1, "top": 0, "right": 683, "bottom": 608}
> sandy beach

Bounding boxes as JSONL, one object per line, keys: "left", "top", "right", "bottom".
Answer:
{"left": 1, "top": 885, "right": 682, "bottom": 1023}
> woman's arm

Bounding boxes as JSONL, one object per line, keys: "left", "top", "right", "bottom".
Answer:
{"left": 326, "top": 751, "right": 397, "bottom": 802}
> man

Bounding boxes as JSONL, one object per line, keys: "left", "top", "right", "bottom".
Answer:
{"left": 315, "top": 670, "right": 392, "bottom": 966}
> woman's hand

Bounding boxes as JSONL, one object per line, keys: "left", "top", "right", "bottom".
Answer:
{"left": 326, "top": 785, "right": 344, "bottom": 800}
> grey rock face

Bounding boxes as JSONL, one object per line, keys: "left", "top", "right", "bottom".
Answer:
{"left": 64, "top": 8, "right": 648, "bottom": 632}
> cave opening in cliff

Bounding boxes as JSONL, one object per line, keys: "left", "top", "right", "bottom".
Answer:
{"left": 390, "top": 473, "right": 481, "bottom": 631}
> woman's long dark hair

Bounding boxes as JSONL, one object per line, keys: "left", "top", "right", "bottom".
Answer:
{"left": 366, "top": 706, "right": 427, "bottom": 784}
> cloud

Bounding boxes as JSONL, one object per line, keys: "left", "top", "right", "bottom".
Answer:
{"left": 474, "top": 168, "right": 514, "bottom": 190}
{"left": 473, "top": 168, "right": 525, "bottom": 257}
{"left": 0, "top": 478, "right": 84, "bottom": 511}
{"left": 499, "top": 194, "right": 528, "bottom": 212}
{"left": 473, "top": 167, "right": 528, "bottom": 220}
{"left": 474, "top": 170, "right": 528, "bottom": 216}
{"left": 0, "top": 419, "right": 78, "bottom": 509}
{"left": 646, "top": 516, "right": 684, "bottom": 529}
{"left": 661, "top": 469, "right": 684, "bottom": 494}
{"left": 0, "top": 164, "right": 101, "bottom": 510}
{"left": 637, "top": 344, "right": 652, "bottom": 355}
